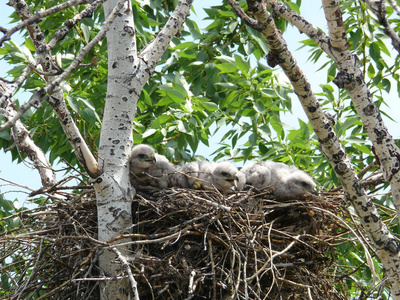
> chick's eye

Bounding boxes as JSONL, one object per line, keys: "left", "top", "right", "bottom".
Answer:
{"left": 301, "top": 182, "right": 310, "bottom": 188}
{"left": 221, "top": 172, "right": 229, "bottom": 177}
{"left": 138, "top": 154, "right": 146, "bottom": 159}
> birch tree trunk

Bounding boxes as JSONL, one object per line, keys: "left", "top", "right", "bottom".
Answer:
{"left": 94, "top": 0, "right": 193, "bottom": 298}
{"left": 94, "top": 0, "right": 137, "bottom": 298}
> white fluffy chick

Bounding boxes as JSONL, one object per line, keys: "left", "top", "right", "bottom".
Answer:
{"left": 129, "top": 144, "right": 156, "bottom": 186}
{"left": 181, "top": 161, "right": 242, "bottom": 194}
{"left": 241, "top": 161, "right": 272, "bottom": 188}
{"left": 242, "top": 161, "right": 316, "bottom": 200}
{"left": 235, "top": 171, "right": 246, "bottom": 191}
{"left": 129, "top": 145, "right": 181, "bottom": 189}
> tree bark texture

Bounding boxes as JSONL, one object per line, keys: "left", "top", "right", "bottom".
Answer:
{"left": 238, "top": 0, "right": 400, "bottom": 297}
{"left": 8, "top": 0, "right": 102, "bottom": 178}
{"left": 96, "top": 0, "right": 193, "bottom": 298}
{"left": 0, "top": 81, "right": 56, "bottom": 187}
{"left": 265, "top": 0, "right": 400, "bottom": 220}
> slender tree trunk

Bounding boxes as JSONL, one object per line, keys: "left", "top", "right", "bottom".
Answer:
{"left": 94, "top": 0, "right": 137, "bottom": 298}
{"left": 95, "top": 0, "right": 193, "bottom": 298}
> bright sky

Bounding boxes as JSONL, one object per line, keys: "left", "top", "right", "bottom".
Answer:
{"left": 0, "top": 1, "right": 399, "bottom": 203}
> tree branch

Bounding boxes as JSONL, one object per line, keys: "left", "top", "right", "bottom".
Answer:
{"left": 0, "top": 80, "right": 56, "bottom": 187}
{"left": 266, "top": 0, "right": 400, "bottom": 237}
{"left": 225, "top": 0, "right": 266, "bottom": 30}
{"left": 0, "top": 64, "right": 35, "bottom": 108}
{"left": 1, "top": 0, "right": 93, "bottom": 46}
{"left": 321, "top": 0, "right": 400, "bottom": 228}
{"left": 2, "top": 0, "right": 125, "bottom": 178}
{"left": 139, "top": 0, "right": 194, "bottom": 74}
{"left": 111, "top": 247, "right": 140, "bottom": 300}
{"left": 235, "top": 0, "right": 400, "bottom": 297}
{"left": 387, "top": 0, "right": 400, "bottom": 15}
{"left": 363, "top": 0, "right": 400, "bottom": 54}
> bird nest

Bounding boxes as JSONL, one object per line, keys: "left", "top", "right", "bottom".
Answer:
{"left": 0, "top": 184, "right": 363, "bottom": 299}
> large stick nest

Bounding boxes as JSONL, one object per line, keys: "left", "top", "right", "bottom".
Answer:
{"left": 1, "top": 184, "right": 356, "bottom": 299}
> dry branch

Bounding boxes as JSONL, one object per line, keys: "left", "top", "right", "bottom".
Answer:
{"left": 1, "top": 180, "right": 384, "bottom": 299}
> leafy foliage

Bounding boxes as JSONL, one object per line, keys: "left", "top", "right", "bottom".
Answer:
{"left": 1, "top": 0, "right": 400, "bottom": 297}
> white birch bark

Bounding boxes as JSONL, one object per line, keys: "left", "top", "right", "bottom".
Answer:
{"left": 95, "top": 0, "right": 193, "bottom": 298}
{"left": 269, "top": 0, "right": 400, "bottom": 219}
{"left": 0, "top": 81, "right": 56, "bottom": 187}
{"left": 363, "top": 0, "right": 400, "bottom": 53}
{"left": 320, "top": 0, "right": 400, "bottom": 217}
{"left": 8, "top": 0, "right": 101, "bottom": 179}
{"left": 232, "top": 0, "right": 400, "bottom": 297}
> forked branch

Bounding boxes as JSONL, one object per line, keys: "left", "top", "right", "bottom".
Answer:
{"left": 228, "top": 0, "right": 400, "bottom": 297}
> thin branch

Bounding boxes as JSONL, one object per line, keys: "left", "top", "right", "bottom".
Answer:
{"left": 0, "top": 0, "right": 93, "bottom": 46}
{"left": 225, "top": 0, "right": 266, "bottom": 30}
{"left": 0, "top": 65, "right": 35, "bottom": 108}
{"left": 47, "top": 0, "right": 106, "bottom": 51}
{"left": 111, "top": 247, "right": 140, "bottom": 300}
{"left": 387, "top": 0, "right": 400, "bottom": 15}
{"left": 363, "top": 0, "right": 400, "bottom": 54}
{"left": 0, "top": 81, "right": 56, "bottom": 187}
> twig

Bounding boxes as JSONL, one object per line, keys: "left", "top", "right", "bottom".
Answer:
{"left": 189, "top": 192, "right": 232, "bottom": 212}
{"left": 187, "top": 270, "right": 196, "bottom": 295}
{"left": 207, "top": 238, "right": 217, "bottom": 300}
{"left": 225, "top": 0, "right": 266, "bottom": 30}
{"left": 0, "top": 0, "right": 94, "bottom": 46}
{"left": 363, "top": 0, "right": 400, "bottom": 54}
{"left": 111, "top": 246, "right": 140, "bottom": 300}
{"left": 0, "top": 0, "right": 125, "bottom": 131}
{"left": 247, "top": 233, "right": 299, "bottom": 282}
{"left": 388, "top": 0, "right": 400, "bottom": 15}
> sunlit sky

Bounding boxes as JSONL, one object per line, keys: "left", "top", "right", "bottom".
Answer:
{"left": 0, "top": 1, "right": 399, "bottom": 203}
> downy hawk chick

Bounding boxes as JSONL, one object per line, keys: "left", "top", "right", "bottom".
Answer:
{"left": 242, "top": 160, "right": 316, "bottom": 200}
{"left": 181, "top": 161, "right": 243, "bottom": 194}
{"left": 129, "top": 144, "right": 181, "bottom": 189}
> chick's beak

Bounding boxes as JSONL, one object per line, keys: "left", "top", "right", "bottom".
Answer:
{"left": 303, "top": 186, "right": 318, "bottom": 195}
{"left": 224, "top": 174, "right": 239, "bottom": 184}
{"left": 144, "top": 156, "right": 156, "bottom": 164}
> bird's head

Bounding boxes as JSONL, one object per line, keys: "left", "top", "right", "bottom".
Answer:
{"left": 222, "top": 172, "right": 239, "bottom": 183}
{"left": 287, "top": 172, "right": 317, "bottom": 196}
{"left": 130, "top": 144, "right": 156, "bottom": 170}
{"left": 213, "top": 162, "right": 239, "bottom": 191}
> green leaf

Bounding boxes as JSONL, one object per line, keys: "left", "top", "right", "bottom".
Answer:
{"left": 172, "top": 41, "right": 196, "bottom": 50}
{"left": 258, "top": 142, "right": 268, "bottom": 154}
{"left": 367, "top": 63, "right": 375, "bottom": 79}
{"left": 186, "top": 19, "right": 201, "bottom": 40}
{"left": 218, "top": 10, "right": 236, "bottom": 18}
{"left": 285, "top": 2, "right": 300, "bottom": 13}
{"left": 200, "top": 101, "right": 219, "bottom": 112}
{"left": 234, "top": 54, "right": 250, "bottom": 77}
{"left": 143, "top": 128, "right": 157, "bottom": 138}
{"left": 382, "top": 78, "right": 391, "bottom": 93}
{"left": 351, "top": 143, "right": 372, "bottom": 155}
{"left": 369, "top": 42, "right": 381, "bottom": 63}
{"left": 215, "top": 63, "right": 238, "bottom": 73}
{"left": 81, "top": 24, "right": 91, "bottom": 43}
{"left": 24, "top": 38, "right": 35, "bottom": 52}
{"left": 222, "top": 20, "right": 238, "bottom": 34}
{"left": 350, "top": 28, "right": 362, "bottom": 50}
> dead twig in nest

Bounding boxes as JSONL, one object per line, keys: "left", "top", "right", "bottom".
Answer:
{"left": 0, "top": 182, "right": 388, "bottom": 299}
